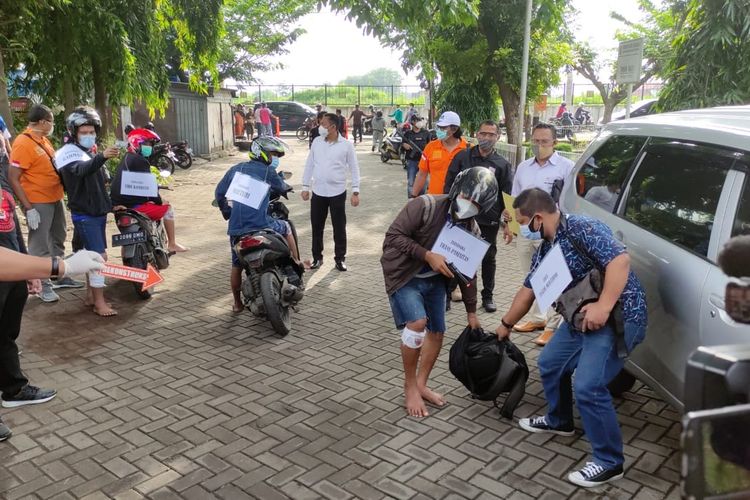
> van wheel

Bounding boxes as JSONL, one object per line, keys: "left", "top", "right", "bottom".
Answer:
{"left": 608, "top": 369, "right": 636, "bottom": 397}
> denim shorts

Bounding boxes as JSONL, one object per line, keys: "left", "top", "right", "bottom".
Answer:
{"left": 72, "top": 215, "right": 107, "bottom": 254}
{"left": 388, "top": 274, "right": 447, "bottom": 333}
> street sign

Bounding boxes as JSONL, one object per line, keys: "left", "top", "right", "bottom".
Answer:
{"left": 101, "top": 263, "right": 164, "bottom": 291}
{"left": 616, "top": 38, "right": 645, "bottom": 84}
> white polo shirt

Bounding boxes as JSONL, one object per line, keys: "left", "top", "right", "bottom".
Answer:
{"left": 511, "top": 151, "right": 576, "bottom": 196}
{"left": 302, "top": 133, "right": 361, "bottom": 197}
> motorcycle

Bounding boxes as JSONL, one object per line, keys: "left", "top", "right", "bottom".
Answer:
{"left": 380, "top": 125, "right": 407, "bottom": 166}
{"left": 296, "top": 116, "right": 316, "bottom": 141}
{"left": 171, "top": 141, "right": 193, "bottom": 169}
{"left": 151, "top": 143, "right": 177, "bottom": 175}
{"left": 112, "top": 203, "right": 170, "bottom": 300}
{"left": 228, "top": 171, "right": 305, "bottom": 336}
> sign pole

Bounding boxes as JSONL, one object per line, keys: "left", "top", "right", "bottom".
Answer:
{"left": 626, "top": 84, "right": 633, "bottom": 119}
{"left": 516, "top": 0, "right": 533, "bottom": 165}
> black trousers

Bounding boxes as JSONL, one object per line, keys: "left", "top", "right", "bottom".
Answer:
{"left": 479, "top": 223, "right": 499, "bottom": 301}
{"left": 311, "top": 192, "right": 347, "bottom": 262}
{"left": 0, "top": 281, "right": 29, "bottom": 398}
{"left": 353, "top": 124, "right": 363, "bottom": 143}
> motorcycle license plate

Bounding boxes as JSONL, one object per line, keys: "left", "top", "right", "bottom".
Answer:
{"left": 112, "top": 231, "right": 147, "bottom": 247}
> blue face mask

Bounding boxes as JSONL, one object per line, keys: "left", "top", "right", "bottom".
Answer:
{"left": 435, "top": 129, "right": 448, "bottom": 140}
{"left": 270, "top": 156, "right": 280, "bottom": 169}
{"left": 140, "top": 145, "right": 153, "bottom": 158}
{"left": 78, "top": 134, "right": 96, "bottom": 150}
{"left": 520, "top": 216, "right": 543, "bottom": 240}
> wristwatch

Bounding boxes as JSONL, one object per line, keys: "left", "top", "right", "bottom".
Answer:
{"left": 500, "top": 318, "right": 513, "bottom": 329}
{"left": 50, "top": 256, "right": 61, "bottom": 281}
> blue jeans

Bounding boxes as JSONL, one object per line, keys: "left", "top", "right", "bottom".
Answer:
{"left": 388, "top": 275, "right": 446, "bottom": 333}
{"left": 71, "top": 214, "right": 107, "bottom": 254}
{"left": 406, "top": 159, "right": 424, "bottom": 198}
{"left": 538, "top": 321, "right": 645, "bottom": 468}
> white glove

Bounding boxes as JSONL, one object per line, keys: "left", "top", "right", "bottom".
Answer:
{"left": 62, "top": 250, "right": 105, "bottom": 277}
{"left": 26, "top": 208, "right": 41, "bottom": 230}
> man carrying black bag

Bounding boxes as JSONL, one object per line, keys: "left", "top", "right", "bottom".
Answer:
{"left": 381, "top": 168, "right": 497, "bottom": 418}
{"left": 495, "top": 188, "right": 647, "bottom": 488}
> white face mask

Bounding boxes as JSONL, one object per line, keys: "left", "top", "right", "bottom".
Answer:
{"left": 453, "top": 198, "right": 479, "bottom": 220}
{"left": 415, "top": 120, "right": 425, "bottom": 129}
{"left": 318, "top": 125, "right": 329, "bottom": 137}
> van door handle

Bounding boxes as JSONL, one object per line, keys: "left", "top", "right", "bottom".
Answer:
{"left": 709, "top": 293, "right": 726, "bottom": 310}
{"left": 614, "top": 230, "right": 624, "bottom": 241}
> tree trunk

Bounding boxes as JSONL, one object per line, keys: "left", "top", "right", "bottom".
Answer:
{"left": 63, "top": 73, "right": 76, "bottom": 117}
{"left": 91, "top": 57, "right": 109, "bottom": 137}
{"left": 0, "top": 50, "right": 17, "bottom": 136}
{"left": 498, "top": 82, "right": 520, "bottom": 145}
{"left": 602, "top": 98, "right": 617, "bottom": 124}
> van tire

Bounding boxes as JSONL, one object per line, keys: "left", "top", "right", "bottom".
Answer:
{"left": 608, "top": 369, "right": 636, "bottom": 397}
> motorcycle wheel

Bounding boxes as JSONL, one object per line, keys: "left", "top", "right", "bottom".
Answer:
{"left": 155, "top": 155, "right": 175, "bottom": 175}
{"left": 260, "top": 272, "right": 290, "bottom": 337}
{"left": 296, "top": 127, "right": 308, "bottom": 141}
{"left": 380, "top": 152, "right": 390, "bottom": 163}
{"left": 129, "top": 246, "right": 152, "bottom": 300}
{"left": 174, "top": 150, "right": 193, "bottom": 169}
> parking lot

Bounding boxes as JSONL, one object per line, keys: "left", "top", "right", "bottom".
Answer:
{"left": 1, "top": 138, "right": 683, "bottom": 499}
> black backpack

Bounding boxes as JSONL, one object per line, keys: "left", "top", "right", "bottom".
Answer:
{"left": 449, "top": 327, "right": 529, "bottom": 419}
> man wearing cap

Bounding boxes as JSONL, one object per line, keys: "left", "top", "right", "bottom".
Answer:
{"left": 412, "top": 111, "right": 467, "bottom": 198}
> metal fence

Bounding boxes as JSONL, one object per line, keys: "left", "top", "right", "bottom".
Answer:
{"left": 494, "top": 142, "right": 583, "bottom": 167}
{"left": 545, "top": 82, "right": 664, "bottom": 105}
{"left": 234, "top": 85, "right": 428, "bottom": 106}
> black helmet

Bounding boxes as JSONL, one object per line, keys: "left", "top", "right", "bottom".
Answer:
{"left": 448, "top": 167, "right": 498, "bottom": 220}
{"left": 124, "top": 123, "right": 135, "bottom": 135}
{"left": 66, "top": 106, "right": 101, "bottom": 137}
{"left": 145, "top": 121, "right": 155, "bottom": 131}
{"left": 249, "top": 136, "right": 290, "bottom": 164}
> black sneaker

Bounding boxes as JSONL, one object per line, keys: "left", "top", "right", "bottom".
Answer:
{"left": 568, "top": 462, "right": 624, "bottom": 487}
{"left": 0, "top": 418, "right": 11, "bottom": 441}
{"left": 2, "top": 385, "right": 57, "bottom": 408}
{"left": 518, "top": 415, "right": 574, "bottom": 436}
{"left": 482, "top": 300, "right": 497, "bottom": 313}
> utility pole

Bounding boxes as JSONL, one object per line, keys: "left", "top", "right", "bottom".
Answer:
{"left": 516, "top": 0, "right": 533, "bottom": 165}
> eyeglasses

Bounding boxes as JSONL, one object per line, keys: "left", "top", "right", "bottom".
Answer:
{"left": 477, "top": 131, "right": 498, "bottom": 138}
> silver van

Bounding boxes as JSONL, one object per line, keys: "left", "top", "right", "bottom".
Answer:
{"left": 560, "top": 105, "right": 750, "bottom": 411}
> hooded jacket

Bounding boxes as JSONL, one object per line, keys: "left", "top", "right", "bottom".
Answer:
{"left": 55, "top": 143, "right": 112, "bottom": 216}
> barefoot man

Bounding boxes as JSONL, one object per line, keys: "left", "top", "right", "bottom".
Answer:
{"left": 381, "top": 167, "right": 498, "bottom": 417}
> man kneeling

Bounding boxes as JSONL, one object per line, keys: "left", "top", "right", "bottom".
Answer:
{"left": 381, "top": 168, "right": 498, "bottom": 417}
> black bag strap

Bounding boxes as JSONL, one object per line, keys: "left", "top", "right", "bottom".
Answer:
{"left": 497, "top": 369, "right": 528, "bottom": 419}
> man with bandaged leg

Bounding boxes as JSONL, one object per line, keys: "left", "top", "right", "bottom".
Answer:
{"left": 381, "top": 168, "right": 498, "bottom": 417}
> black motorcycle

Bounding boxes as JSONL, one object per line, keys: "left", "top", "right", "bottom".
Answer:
{"left": 151, "top": 143, "right": 177, "bottom": 175}
{"left": 112, "top": 207, "right": 170, "bottom": 300}
{"left": 225, "top": 172, "right": 304, "bottom": 336}
{"left": 171, "top": 141, "right": 193, "bottom": 169}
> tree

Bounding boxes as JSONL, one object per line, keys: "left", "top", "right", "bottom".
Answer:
{"left": 0, "top": 0, "right": 65, "bottom": 135}
{"left": 571, "top": 0, "right": 684, "bottom": 123}
{"left": 167, "top": 0, "right": 313, "bottom": 85}
{"left": 340, "top": 68, "right": 403, "bottom": 86}
{"left": 658, "top": 0, "right": 750, "bottom": 111}
{"left": 329, "top": 0, "right": 571, "bottom": 145}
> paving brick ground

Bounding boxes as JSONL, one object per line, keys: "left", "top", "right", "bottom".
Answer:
{"left": 2, "top": 137, "right": 683, "bottom": 499}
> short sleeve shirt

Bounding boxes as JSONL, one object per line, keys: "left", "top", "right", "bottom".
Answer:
{"left": 9, "top": 129, "right": 64, "bottom": 203}
{"left": 259, "top": 108, "right": 272, "bottom": 125}
{"left": 418, "top": 138, "right": 468, "bottom": 195}
{"left": 523, "top": 214, "right": 647, "bottom": 327}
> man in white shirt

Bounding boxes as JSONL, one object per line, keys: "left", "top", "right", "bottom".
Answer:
{"left": 302, "top": 113, "right": 361, "bottom": 272}
{"left": 504, "top": 123, "right": 575, "bottom": 345}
